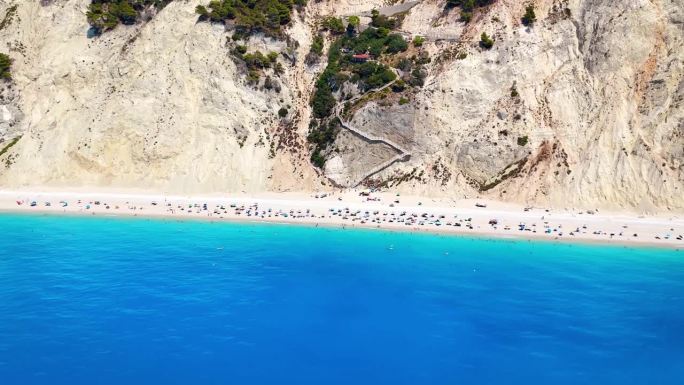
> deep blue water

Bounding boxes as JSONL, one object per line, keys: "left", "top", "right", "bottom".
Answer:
{"left": 0, "top": 214, "right": 683, "bottom": 385}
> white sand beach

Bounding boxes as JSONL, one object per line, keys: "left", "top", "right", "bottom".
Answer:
{"left": 0, "top": 188, "right": 682, "bottom": 249}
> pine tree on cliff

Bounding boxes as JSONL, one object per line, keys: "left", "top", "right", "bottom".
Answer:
{"left": 0, "top": 53, "right": 11, "bottom": 80}
{"left": 522, "top": 5, "right": 537, "bottom": 26}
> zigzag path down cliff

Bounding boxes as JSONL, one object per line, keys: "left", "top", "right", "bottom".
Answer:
{"left": 331, "top": 68, "right": 411, "bottom": 186}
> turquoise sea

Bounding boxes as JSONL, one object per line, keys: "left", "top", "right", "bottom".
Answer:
{"left": 0, "top": 213, "right": 682, "bottom": 384}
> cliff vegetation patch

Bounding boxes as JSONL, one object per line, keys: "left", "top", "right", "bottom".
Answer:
{"left": 0, "top": 5, "right": 18, "bottom": 31}
{"left": 231, "top": 47, "right": 284, "bottom": 87}
{"left": 86, "top": 1, "right": 174, "bottom": 34}
{"left": 0, "top": 53, "right": 11, "bottom": 80}
{"left": 0, "top": 135, "right": 21, "bottom": 159}
{"left": 195, "top": 0, "right": 307, "bottom": 39}
{"left": 307, "top": 9, "right": 425, "bottom": 168}
{"left": 446, "top": 0, "right": 495, "bottom": 23}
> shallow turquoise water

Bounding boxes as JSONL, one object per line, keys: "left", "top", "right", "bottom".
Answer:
{"left": 0, "top": 213, "right": 682, "bottom": 384}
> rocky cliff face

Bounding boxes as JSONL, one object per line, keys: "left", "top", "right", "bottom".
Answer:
{"left": 0, "top": 0, "right": 322, "bottom": 193}
{"left": 0, "top": 0, "right": 682, "bottom": 210}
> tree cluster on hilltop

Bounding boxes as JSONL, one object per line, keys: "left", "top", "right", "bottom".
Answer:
{"left": 195, "top": 0, "right": 307, "bottom": 39}
{"left": 86, "top": 0, "right": 174, "bottom": 33}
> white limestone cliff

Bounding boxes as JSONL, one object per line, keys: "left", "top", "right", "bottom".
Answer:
{"left": 0, "top": 0, "right": 681, "bottom": 211}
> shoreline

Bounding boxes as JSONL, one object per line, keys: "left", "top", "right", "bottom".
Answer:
{"left": 3, "top": 208, "right": 680, "bottom": 251}
{"left": 1, "top": 189, "right": 682, "bottom": 250}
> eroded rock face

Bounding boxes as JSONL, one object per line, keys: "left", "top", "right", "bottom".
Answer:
{"left": 0, "top": 0, "right": 682, "bottom": 210}
{"left": 0, "top": 0, "right": 320, "bottom": 193}
{"left": 329, "top": 0, "right": 684, "bottom": 209}
{"left": 0, "top": 81, "right": 22, "bottom": 142}
{"left": 349, "top": 102, "right": 416, "bottom": 149}
{"left": 324, "top": 129, "right": 398, "bottom": 187}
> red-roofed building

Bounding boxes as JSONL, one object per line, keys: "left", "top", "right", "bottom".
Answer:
{"left": 352, "top": 53, "right": 370, "bottom": 62}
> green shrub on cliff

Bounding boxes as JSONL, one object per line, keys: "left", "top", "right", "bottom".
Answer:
{"left": 0, "top": 53, "right": 11, "bottom": 80}
{"left": 370, "top": 9, "right": 398, "bottom": 30}
{"left": 446, "top": 0, "right": 495, "bottom": 23}
{"left": 322, "top": 17, "right": 344, "bottom": 34}
{"left": 195, "top": 0, "right": 307, "bottom": 39}
{"left": 480, "top": 32, "right": 494, "bottom": 49}
{"left": 522, "top": 5, "right": 536, "bottom": 26}
{"left": 86, "top": 1, "right": 174, "bottom": 33}
{"left": 446, "top": 0, "right": 495, "bottom": 9}
{"left": 310, "top": 34, "right": 324, "bottom": 55}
